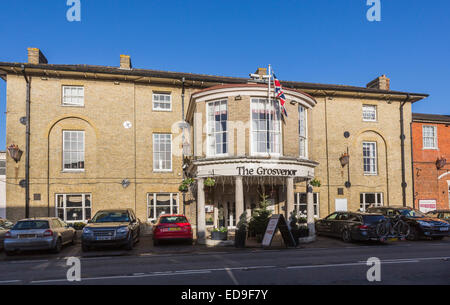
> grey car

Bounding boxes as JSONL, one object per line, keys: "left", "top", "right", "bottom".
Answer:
{"left": 4, "top": 217, "right": 76, "bottom": 256}
{"left": 0, "top": 218, "right": 15, "bottom": 250}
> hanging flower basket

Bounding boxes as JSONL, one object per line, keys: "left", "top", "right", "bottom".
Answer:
{"left": 339, "top": 153, "right": 349, "bottom": 167}
{"left": 204, "top": 177, "right": 216, "bottom": 188}
{"left": 436, "top": 158, "right": 446, "bottom": 170}
{"left": 310, "top": 178, "right": 321, "bottom": 188}
{"left": 179, "top": 178, "right": 195, "bottom": 192}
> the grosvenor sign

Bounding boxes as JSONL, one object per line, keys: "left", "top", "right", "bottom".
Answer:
{"left": 236, "top": 166, "right": 297, "bottom": 177}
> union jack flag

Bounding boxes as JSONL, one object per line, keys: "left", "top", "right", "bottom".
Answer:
{"left": 273, "top": 74, "right": 288, "bottom": 117}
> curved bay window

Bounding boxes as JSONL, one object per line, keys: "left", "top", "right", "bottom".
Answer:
{"left": 251, "top": 98, "right": 282, "bottom": 155}
{"left": 298, "top": 105, "right": 307, "bottom": 158}
{"left": 207, "top": 100, "right": 228, "bottom": 156}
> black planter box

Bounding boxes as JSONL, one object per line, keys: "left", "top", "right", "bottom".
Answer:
{"left": 211, "top": 231, "right": 228, "bottom": 241}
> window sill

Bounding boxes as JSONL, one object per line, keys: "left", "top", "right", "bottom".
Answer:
{"left": 62, "top": 169, "right": 85, "bottom": 173}
{"left": 152, "top": 109, "right": 172, "bottom": 112}
{"left": 422, "top": 147, "right": 438, "bottom": 150}
{"left": 153, "top": 170, "right": 173, "bottom": 173}
{"left": 363, "top": 173, "right": 378, "bottom": 176}
{"left": 61, "top": 104, "right": 85, "bottom": 107}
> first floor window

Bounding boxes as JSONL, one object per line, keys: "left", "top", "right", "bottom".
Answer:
{"left": 251, "top": 98, "right": 282, "bottom": 154}
{"left": 360, "top": 192, "right": 383, "bottom": 212}
{"left": 294, "top": 193, "right": 319, "bottom": 218}
{"left": 62, "top": 86, "right": 84, "bottom": 106}
{"left": 153, "top": 133, "right": 172, "bottom": 171}
{"left": 63, "top": 130, "right": 85, "bottom": 170}
{"left": 56, "top": 194, "right": 91, "bottom": 222}
{"left": 207, "top": 100, "right": 228, "bottom": 156}
{"left": 299, "top": 105, "right": 307, "bottom": 158}
{"left": 362, "top": 105, "right": 377, "bottom": 121}
{"left": 363, "top": 141, "right": 377, "bottom": 175}
{"left": 153, "top": 93, "right": 171, "bottom": 111}
{"left": 422, "top": 125, "right": 437, "bottom": 149}
{"left": 148, "top": 193, "right": 179, "bottom": 220}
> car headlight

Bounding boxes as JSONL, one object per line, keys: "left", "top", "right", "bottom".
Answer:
{"left": 417, "top": 221, "right": 431, "bottom": 227}
{"left": 116, "top": 226, "right": 129, "bottom": 234}
{"left": 83, "top": 227, "right": 93, "bottom": 234}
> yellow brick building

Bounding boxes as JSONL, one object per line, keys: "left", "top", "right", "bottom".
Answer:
{"left": 0, "top": 48, "right": 428, "bottom": 241}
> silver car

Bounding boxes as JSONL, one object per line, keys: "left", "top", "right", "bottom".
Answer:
{"left": 0, "top": 219, "right": 15, "bottom": 250}
{"left": 4, "top": 217, "right": 76, "bottom": 255}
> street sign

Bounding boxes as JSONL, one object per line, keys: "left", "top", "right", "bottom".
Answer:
{"left": 262, "top": 214, "right": 296, "bottom": 248}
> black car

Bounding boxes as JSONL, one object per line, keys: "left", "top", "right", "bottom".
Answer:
{"left": 315, "top": 212, "right": 386, "bottom": 242}
{"left": 426, "top": 210, "right": 450, "bottom": 224}
{"left": 81, "top": 209, "right": 140, "bottom": 251}
{"left": 366, "top": 206, "right": 450, "bottom": 240}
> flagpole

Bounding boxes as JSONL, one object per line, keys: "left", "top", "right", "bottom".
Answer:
{"left": 267, "top": 64, "right": 271, "bottom": 153}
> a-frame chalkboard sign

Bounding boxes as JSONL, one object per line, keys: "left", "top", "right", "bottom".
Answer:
{"left": 261, "top": 214, "right": 296, "bottom": 248}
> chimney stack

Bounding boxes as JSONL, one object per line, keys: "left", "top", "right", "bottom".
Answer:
{"left": 120, "top": 55, "right": 132, "bottom": 69}
{"left": 366, "top": 75, "right": 390, "bottom": 91}
{"left": 27, "top": 48, "right": 48, "bottom": 64}
{"left": 255, "top": 67, "right": 267, "bottom": 77}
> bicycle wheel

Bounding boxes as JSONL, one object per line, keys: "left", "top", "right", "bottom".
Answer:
{"left": 396, "top": 220, "right": 410, "bottom": 238}
{"left": 376, "top": 221, "right": 388, "bottom": 237}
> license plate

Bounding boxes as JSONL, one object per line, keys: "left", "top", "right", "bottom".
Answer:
{"left": 439, "top": 227, "right": 448, "bottom": 231}
{"left": 19, "top": 234, "right": 36, "bottom": 239}
{"left": 163, "top": 228, "right": 181, "bottom": 232}
{"left": 96, "top": 236, "right": 113, "bottom": 241}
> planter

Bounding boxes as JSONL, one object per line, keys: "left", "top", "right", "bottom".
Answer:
{"left": 211, "top": 231, "right": 228, "bottom": 241}
{"left": 234, "top": 229, "right": 247, "bottom": 248}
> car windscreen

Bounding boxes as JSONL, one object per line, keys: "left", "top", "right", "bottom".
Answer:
{"left": 441, "top": 213, "right": 450, "bottom": 220}
{"left": 362, "top": 215, "right": 385, "bottom": 224}
{"left": 399, "top": 209, "right": 425, "bottom": 218}
{"left": 12, "top": 220, "right": 49, "bottom": 230}
{"left": 159, "top": 216, "right": 188, "bottom": 224}
{"left": 91, "top": 211, "right": 130, "bottom": 223}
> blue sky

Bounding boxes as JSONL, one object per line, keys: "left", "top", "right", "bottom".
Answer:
{"left": 1, "top": 0, "right": 449, "bottom": 150}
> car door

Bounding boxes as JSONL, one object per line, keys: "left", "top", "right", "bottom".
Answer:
{"left": 319, "top": 212, "right": 339, "bottom": 235}
{"left": 59, "top": 219, "right": 73, "bottom": 242}
{"left": 331, "top": 213, "right": 348, "bottom": 236}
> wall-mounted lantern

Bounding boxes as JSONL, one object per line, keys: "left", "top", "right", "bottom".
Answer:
{"left": 436, "top": 157, "right": 446, "bottom": 170}
{"left": 339, "top": 152, "right": 349, "bottom": 167}
{"left": 7, "top": 144, "right": 23, "bottom": 163}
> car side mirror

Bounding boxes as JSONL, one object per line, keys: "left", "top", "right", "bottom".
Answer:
{"left": 87, "top": 219, "right": 92, "bottom": 223}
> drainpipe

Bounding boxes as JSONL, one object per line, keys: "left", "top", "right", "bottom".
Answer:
{"left": 181, "top": 77, "right": 186, "bottom": 215}
{"left": 410, "top": 121, "right": 416, "bottom": 209}
{"left": 400, "top": 94, "right": 410, "bottom": 207}
{"left": 21, "top": 65, "right": 31, "bottom": 218}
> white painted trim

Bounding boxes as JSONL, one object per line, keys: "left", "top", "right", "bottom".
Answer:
{"left": 438, "top": 171, "right": 450, "bottom": 180}
{"left": 152, "top": 133, "right": 172, "bottom": 172}
{"left": 422, "top": 125, "right": 438, "bottom": 150}
{"left": 55, "top": 193, "right": 92, "bottom": 222}
{"left": 206, "top": 99, "right": 229, "bottom": 158}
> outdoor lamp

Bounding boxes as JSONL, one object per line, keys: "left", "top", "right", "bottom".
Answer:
{"left": 7, "top": 144, "right": 23, "bottom": 163}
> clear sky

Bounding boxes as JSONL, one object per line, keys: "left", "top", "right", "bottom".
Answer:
{"left": 1, "top": 0, "right": 449, "bottom": 150}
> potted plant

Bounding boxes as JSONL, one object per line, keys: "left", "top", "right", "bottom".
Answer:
{"left": 310, "top": 178, "right": 321, "bottom": 187}
{"left": 204, "top": 177, "right": 216, "bottom": 188}
{"left": 179, "top": 178, "right": 194, "bottom": 192}
{"left": 339, "top": 152, "right": 349, "bottom": 167}
{"left": 248, "top": 194, "right": 272, "bottom": 242}
{"left": 234, "top": 211, "right": 248, "bottom": 248}
{"left": 211, "top": 227, "right": 228, "bottom": 240}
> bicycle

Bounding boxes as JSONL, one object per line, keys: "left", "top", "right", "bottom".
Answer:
{"left": 376, "top": 215, "right": 410, "bottom": 240}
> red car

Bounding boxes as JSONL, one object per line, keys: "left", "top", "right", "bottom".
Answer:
{"left": 152, "top": 215, "right": 193, "bottom": 246}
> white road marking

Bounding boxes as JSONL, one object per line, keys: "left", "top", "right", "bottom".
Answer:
{"left": 0, "top": 280, "right": 21, "bottom": 284}
{"left": 225, "top": 268, "right": 239, "bottom": 285}
{"left": 10, "top": 260, "right": 49, "bottom": 264}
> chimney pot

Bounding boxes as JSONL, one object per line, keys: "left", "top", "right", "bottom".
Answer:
{"left": 255, "top": 67, "right": 267, "bottom": 77}
{"left": 120, "top": 55, "right": 132, "bottom": 69}
{"left": 27, "top": 48, "right": 48, "bottom": 64}
{"left": 366, "top": 75, "right": 390, "bottom": 90}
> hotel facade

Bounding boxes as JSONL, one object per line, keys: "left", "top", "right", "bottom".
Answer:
{"left": 0, "top": 48, "right": 428, "bottom": 241}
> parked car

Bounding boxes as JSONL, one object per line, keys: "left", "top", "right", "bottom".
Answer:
{"left": 366, "top": 206, "right": 450, "bottom": 240}
{"left": 152, "top": 214, "right": 193, "bottom": 246}
{"left": 81, "top": 209, "right": 140, "bottom": 251}
{"left": 315, "top": 211, "right": 386, "bottom": 242}
{"left": 0, "top": 218, "right": 15, "bottom": 250}
{"left": 3, "top": 217, "right": 76, "bottom": 255}
{"left": 426, "top": 210, "right": 450, "bottom": 224}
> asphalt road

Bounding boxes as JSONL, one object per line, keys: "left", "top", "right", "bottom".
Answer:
{"left": 0, "top": 238, "right": 449, "bottom": 285}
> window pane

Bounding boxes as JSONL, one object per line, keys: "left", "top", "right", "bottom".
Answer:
{"left": 63, "top": 131, "right": 85, "bottom": 170}
{"left": 62, "top": 86, "right": 84, "bottom": 106}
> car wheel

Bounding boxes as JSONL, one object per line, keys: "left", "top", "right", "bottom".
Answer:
{"left": 125, "top": 234, "right": 133, "bottom": 250}
{"left": 52, "top": 238, "right": 62, "bottom": 254}
{"left": 81, "top": 243, "right": 90, "bottom": 252}
{"left": 342, "top": 229, "right": 352, "bottom": 243}
{"left": 407, "top": 226, "right": 419, "bottom": 241}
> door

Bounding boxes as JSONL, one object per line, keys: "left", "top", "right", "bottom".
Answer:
{"left": 319, "top": 212, "right": 338, "bottom": 235}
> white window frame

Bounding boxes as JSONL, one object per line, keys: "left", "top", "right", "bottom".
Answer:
{"left": 152, "top": 93, "right": 172, "bottom": 111}
{"left": 62, "top": 86, "right": 84, "bottom": 106}
{"left": 362, "top": 104, "right": 377, "bottom": 122}
{"left": 422, "top": 125, "right": 438, "bottom": 149}
{"left": 250, "top": 98, "right": 283, "bottom": 156}
{"left": 360, "top": 192, "right": 383, "bottom": 212}
{"left": 363, "top": 141, "right": 377, "bottom": 175}
{"left": 55, "top": 193, "right": 92, "bottom": 223}
{"left": 298, "top": 105, "right": 308, "bottom": 158}
{"left": 294, "top": 192, "right": 319, "bottom": 218}
{"left": 147, "top": 193, "right": 179, "bottom": 221}
{"left": 207, "top": 100, "right": 228, "bottom": 157}
{"left": 62, "top": 130, "right": 85, "bottom": 172}
{"left": 153, "top": 133, "right": 172, "bottom": 172}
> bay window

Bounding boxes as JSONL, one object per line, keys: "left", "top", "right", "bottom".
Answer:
{"left": 207, "top": 100, "right": 228, "bottom": 156}
{"left": 251, "top": 98, "right": 282, "bottom": 155}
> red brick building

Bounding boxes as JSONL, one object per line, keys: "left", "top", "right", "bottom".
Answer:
{"left": 412, "top": 113, "right": 450, "bottom": 212}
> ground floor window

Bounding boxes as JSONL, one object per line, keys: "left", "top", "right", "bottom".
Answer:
{"left": 294, "top": 193, "right": 319, "bottom": 218}
{"left": 147, "top": 193, "right": 179, "bottom": 221}
{"left": 56, "top": 194, "right": 91, "bottom": 222}
{"left": 360, "top": 192, "right": 383, "bottom": 212}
